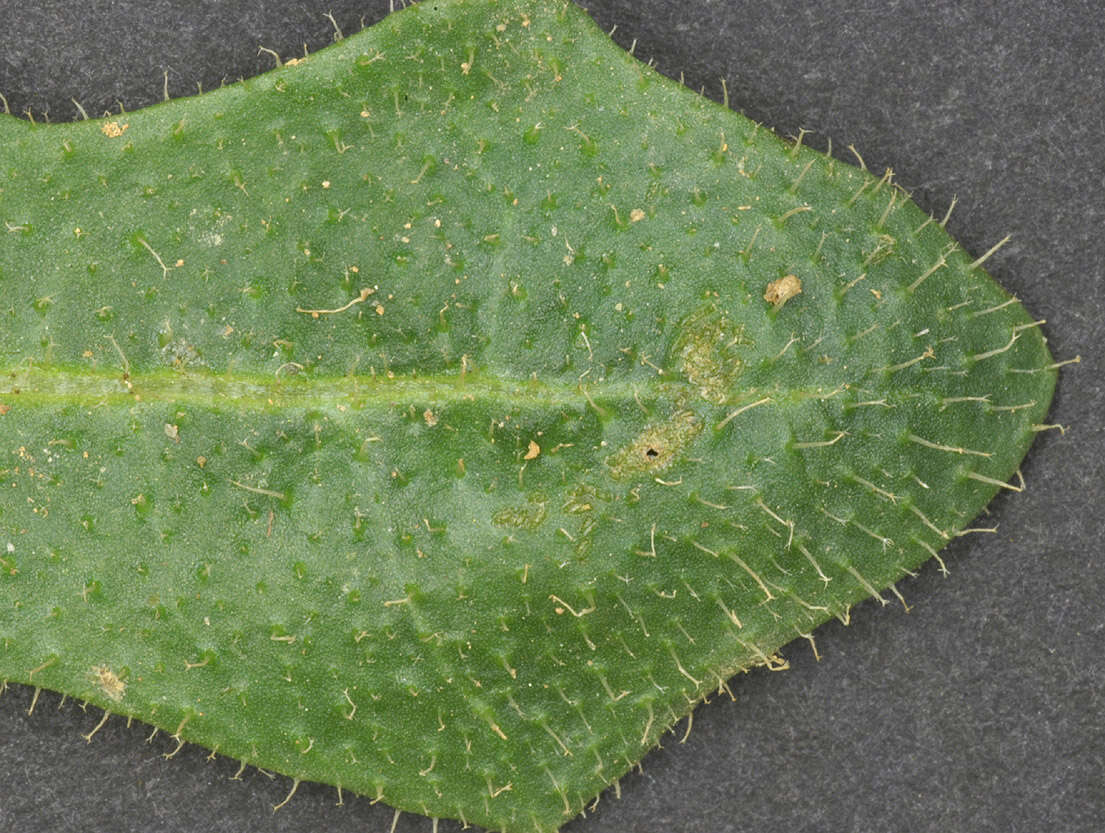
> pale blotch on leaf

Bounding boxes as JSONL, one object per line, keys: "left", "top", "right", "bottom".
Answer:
{"left": 100, "top": 121, "right": 128, "bottom": 138}
{"left": 90, "top": 665, "right": 126, "bottom": 702}
{"left": 674, "top": 307, "right": 746, "bottom": 403}
{"left": 606, "top": 410, "right": 702, "bottom": 478}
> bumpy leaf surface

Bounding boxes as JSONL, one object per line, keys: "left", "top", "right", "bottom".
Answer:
{"left": 0, "top": 1, "right": 1057, "bottom": 830}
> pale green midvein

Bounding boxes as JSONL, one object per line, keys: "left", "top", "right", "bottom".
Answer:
{"left": 3, "top": 366, "right": 587, "bottom": 411}
{"left": 0, "top": 365, "right": 847, "bottom": 413}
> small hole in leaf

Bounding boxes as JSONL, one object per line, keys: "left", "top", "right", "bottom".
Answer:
{"left": 645, "top": 447, "right": 660, "bottom": 458}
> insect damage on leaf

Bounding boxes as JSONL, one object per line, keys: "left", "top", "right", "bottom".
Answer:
{"left": 605, "top": 409, "right": 702, "bottom": 478}
{"left": 0, "top": 1, "right": 1062, "bottom": 832}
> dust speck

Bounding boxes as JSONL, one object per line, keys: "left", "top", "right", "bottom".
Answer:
{"left": 764, "top": 274, "right": 802, "bottom": 308}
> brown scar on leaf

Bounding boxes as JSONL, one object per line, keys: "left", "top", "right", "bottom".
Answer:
{"left": 524, "top": 440, "right": 541, "bottom": 460}
{"left": 764, "top": 274, "right": 802, "bottom": 308}
{"left": 90, "top": 665, "right": 126, "bottom": 702}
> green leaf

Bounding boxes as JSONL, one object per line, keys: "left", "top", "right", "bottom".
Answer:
{"left": 0, "top": 0, "right": 1058, "bottom": 830}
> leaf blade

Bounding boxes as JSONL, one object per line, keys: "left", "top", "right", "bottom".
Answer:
{"left": 0, "top": 1, "right": 1057, "bottom": 831}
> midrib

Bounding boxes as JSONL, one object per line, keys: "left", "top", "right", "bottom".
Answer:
{"left": 0, "top": 365, "right": 666, "bottom": 411}
{"left": 0, "top": 365, "right": 852, "bottom": 421}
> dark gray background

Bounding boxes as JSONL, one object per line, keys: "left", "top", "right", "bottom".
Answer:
{"left": 1, "top": 1, "right": 1101, "bottom": 831}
